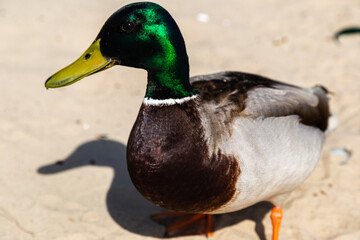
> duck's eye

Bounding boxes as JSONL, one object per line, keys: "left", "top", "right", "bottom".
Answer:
{"left": 122, "top": 21, "right": 135, "bottom": 33}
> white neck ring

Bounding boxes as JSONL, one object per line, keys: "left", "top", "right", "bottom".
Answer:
{"left": 143, "top": 95, "right": 198, "bottom": 106}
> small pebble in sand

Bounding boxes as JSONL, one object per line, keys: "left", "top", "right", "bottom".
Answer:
{"left": 330, "top": 148, "right": 352, "bottom": 165}
{"left": 96, "top": 134, "right": 108, "bottom": 140}
{"left": 82, "top": 123, "right": 90, "bottom": 130}
{"left": 272, "top": 36, "right": 287, "bottom": 46}
{"left": 55, "top": 160, "right": 64, "bottom": 165}
{"left": 196, "top": 13, "right": 210, "bottom": 23}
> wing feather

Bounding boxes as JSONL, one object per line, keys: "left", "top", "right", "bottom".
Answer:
{"left": 191, "top": 71, "right": 330, "bottom": 131}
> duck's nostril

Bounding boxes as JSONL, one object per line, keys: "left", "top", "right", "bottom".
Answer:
{"left": 84, "top": 53, "right": 91, "bottom": 60}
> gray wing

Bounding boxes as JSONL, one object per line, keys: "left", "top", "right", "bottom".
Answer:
{"left": 191, "top": 71, "right": 330, "bottom": 131}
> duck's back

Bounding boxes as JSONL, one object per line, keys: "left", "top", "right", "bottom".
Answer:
{"left": 191, "top": 71, "right": 329, "bottom": 132}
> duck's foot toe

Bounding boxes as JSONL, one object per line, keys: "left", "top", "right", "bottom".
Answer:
{"left": 151, "top": 212, "right": 214, "bottom": 238}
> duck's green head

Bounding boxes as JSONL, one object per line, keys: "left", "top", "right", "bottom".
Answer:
{"left": 46, "top": 2, "right": 196, "bottom": 99}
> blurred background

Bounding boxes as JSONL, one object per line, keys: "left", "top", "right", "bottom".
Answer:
{"left": 0, "top": 0, "right": 359, "bottom": 239}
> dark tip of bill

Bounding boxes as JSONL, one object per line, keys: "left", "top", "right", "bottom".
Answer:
{"left": 45, "top": 76, "right": 52, "bottom": 89}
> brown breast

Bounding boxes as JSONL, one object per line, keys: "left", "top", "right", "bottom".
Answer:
{"left": 126, "top": 100, "right": 241, "bottom": 213}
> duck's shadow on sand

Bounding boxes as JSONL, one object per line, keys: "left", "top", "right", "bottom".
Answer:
{"left": 38, "top": 139, "right": 272, "bottom": 239}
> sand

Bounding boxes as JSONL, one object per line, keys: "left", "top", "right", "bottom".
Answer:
{"left": 0, "top": 0, "right": 359, "bottom": 239}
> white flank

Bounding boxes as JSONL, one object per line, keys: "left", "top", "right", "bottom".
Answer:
{"left": 198, "top": 114, "right": 325, "bottom": 214}
{"left": 143, "top": 95, "right": 198, "bottom": 106}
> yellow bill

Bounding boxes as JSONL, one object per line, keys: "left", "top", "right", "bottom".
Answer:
{"left": 45, "top": 39, "right": 115, "bottom": 88}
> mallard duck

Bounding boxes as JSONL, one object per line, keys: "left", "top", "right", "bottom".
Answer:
{"left": 45, "top": 2, "right": 331, "bottom": 239}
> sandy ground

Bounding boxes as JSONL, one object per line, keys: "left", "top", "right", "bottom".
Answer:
{"left": 1, "top": 0, "right": 360, "bottom": 239}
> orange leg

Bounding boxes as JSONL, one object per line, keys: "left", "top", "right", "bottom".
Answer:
{"left": 206, "top": 214, "right": 214, "bottom": 237}
{"left": 270, "top": 206, "right": 283, "bottom": 240}
{"left": 151, "top": 212, "right": 214, "bottom": 238}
